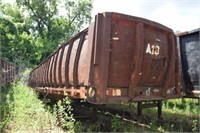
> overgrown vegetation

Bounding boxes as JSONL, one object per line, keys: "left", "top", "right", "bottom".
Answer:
{"left": 0, "top": 71, "right": 75, "bottom": 132}
{"left": 72, "top": 99, "right": 199, "bottom": 132}
{"left": 56, "top": 97, "right": 75, "bottom": 132}
{"left": 0, "top": 0, "right": 92, "bottom": 66}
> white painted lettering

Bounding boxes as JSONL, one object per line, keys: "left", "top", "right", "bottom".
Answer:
{"left": 146, "top": 43, "right": 160, "bottom": 56}
{"left": 146, "top": 43, "right": 151, "bottom": 54}
{"left": 154, "top": 46, "right": 160, "bottom": 56}
{"left": 151, "top": 45, "right": 155, "bottom": 55}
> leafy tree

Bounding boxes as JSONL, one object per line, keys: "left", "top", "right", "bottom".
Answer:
{"left": 16, "top": 0, "right": 93, "bottom": 62}
{"left": 0, "top": 17, "right": 17, "bottom": 61}
{"left": 0, "top": 3, "right": 39, "bottom": 66}
{"left": 0, "top": 0, "right": 93, "bottom": 66}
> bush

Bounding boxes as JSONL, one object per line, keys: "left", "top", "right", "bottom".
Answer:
{"left": 0, "top": 85, "right": 13, "bottom": 130}
{"left": 55, "top": 97, "right": 75, "bottom": 132}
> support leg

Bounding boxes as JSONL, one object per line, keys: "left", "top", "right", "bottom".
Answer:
{"left": 137, "top": 102, "right": 142, "bottom": 118}
{"left": 157, "top": 100, "right": 162, "bottom": 119}
{"left": 92, "top": 104, "right": 97, "bottom": 122}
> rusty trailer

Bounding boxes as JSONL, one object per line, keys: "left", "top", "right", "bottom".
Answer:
{"left": 177, "top": 28, "right": 200, "bottom": 98}
{"left": 29, "top": 12, "right": 181, "bottom": 105}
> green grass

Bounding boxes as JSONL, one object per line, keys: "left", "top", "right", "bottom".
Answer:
{"left": 0, "top": 70, "right": 75, "bottom": 133}
{"left": 0, "top": 81, "right": 60, "bottom": 132}
{"left": 73, "top": 98, "right": 199, "bottom": 132}
{"left": 2, "top": 82, "right": 198, "bottom": 133}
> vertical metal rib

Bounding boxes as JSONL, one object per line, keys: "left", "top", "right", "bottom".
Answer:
{"left": 73, "top": 32, "right": 86, "bottom": 88}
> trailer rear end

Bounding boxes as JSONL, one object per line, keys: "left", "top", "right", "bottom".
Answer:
{"left": 177, "top": 28, "right": 200, "bottom": 98}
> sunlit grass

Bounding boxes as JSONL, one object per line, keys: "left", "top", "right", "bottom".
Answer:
{"left": 103, "top": 98, "right": 199, "bottom": 132}
{"left": 0, "top": 70, "right": 74, "bottom": 133}
{"left": 0, "top": 81, "right": 59, "bottom": 132}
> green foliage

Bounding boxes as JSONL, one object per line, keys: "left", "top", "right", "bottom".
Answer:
{"left": 163, "top": 99, "right": 199, "bottom": 113}
{"left": 0, "top": 3, "right": 41, "bottom": 66}
{"left": 0, "top": 85, "right": 13, "bottom": 130}
{"left": 0, "top": 0, "right": 92, "bottom": 66}
{"left": 0, "top": 70, "right": 75, "bottom": 132}
{"left": 84, "top": 121, "right": 102, "bottom": 132}
{"left": 111, "top": 116, "right": 120, "bottom": 132}
{"left": 0, "top": 80, "right": 59, "bottom": 132}
{"left": 74, "top": 121, "right": 84, "bottom": 132}
{"left": 16, "top": 0, "right": 93, "bottom": 64}
{"left": 55, "top": 97, "right": 75, "bottom": 132}
{"left": 192, "top": 119, "right": 198, "bottom": 132}
{"left": 64, "top": 0, "right": 93, "bottom": 32}
{"left": 57, "top": 98, "right": 199, "bottom": 132}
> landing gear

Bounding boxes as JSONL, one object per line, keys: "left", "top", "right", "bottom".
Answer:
{"left": 137, "top": 100, "right": 162, "bottom": 119}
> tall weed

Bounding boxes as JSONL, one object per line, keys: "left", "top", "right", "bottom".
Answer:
{"left": 55, "top": 97, "right": 75, "bottom": 132}
{"left": 0, "top": 71, "right": 75, "bottom": 132}
{"left": 2, "top": 81, "right": 58, "bottom": 132}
